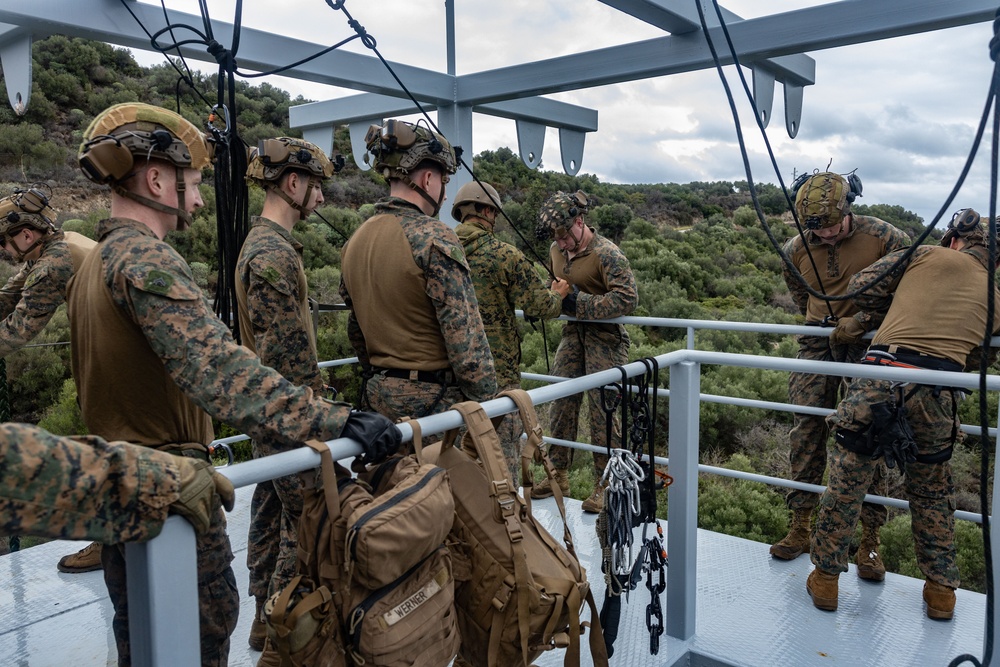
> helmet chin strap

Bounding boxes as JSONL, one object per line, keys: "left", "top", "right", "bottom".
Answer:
{"left": 267, "top": 176, "right": 319, "bottom": 221}
{"left": 113, "top": 166, "right": 193, "bottom": 231}
{"left": 402, "top": 174, "right": 445, "bottom": 218}
{"left": 3, "top": 229, "right": 46, "bottom": 263}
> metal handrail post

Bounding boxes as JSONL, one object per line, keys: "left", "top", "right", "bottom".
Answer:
{"left": 666, "top": 359, "right": 699, "bottom": 640}
{"left": 989, "top": 407, "right": 1000, "bottom": 657}
{"left": 686, "top": 326, "right": 695, "bottom": 350}
{"left": 126, "top": 516, "right": 200, "bottom": 667}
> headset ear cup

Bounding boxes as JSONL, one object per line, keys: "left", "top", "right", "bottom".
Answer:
{"left": 846, "top": 173, "right": 863, "bottom": 203}
{"left": 789, "top": 172, "right": 811, "bottom": 198}
{"left": 80, "top": 140, "right": 134, "bottom": 183}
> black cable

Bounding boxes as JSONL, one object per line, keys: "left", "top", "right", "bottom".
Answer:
{"left": 236, "top": 35, "right": 361, "bottom": 78}
{"left": 313, "top": 209, "right": 352, "bottom": 244}
{"left": 701, "top": 0, "right": 989, "bottom": 307}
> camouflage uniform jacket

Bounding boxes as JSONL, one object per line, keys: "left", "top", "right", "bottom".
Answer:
{"left": 550, "top": 229, "right": 638, "bottom": 324}
{"left": 0, "top": 422, "right": 180, "bottom": 544}
{"left": 235, "top": 216, "right": 323, "bottom": 393}
{"left": 340, "top": 198, "right": 497, "bottom": 402}
{"left": 782, "top": 214, "right": 910, "bottom": 328}
{"left": 0, "top": 231, "right": 95, "bottom": 358}
{"left": 68, "top": 217, "right": 351, "bottom": 449}
{"left": 456, "top": 218, "right": 561, "bottom": 387}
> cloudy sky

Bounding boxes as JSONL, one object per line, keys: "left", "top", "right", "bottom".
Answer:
{"left": 142, "top": 1, "right": 997, "bottom": 225}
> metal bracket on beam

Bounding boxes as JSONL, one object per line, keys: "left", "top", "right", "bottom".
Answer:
{"left": 559, "top": 129, "right": 586, "bottom": 176}
{"left": 349, "top": 119, "right": 380, "bottom": 171}
{"left": 302, "top": 126, "right": 334, "bottom": 158}
{"left": 0, "top": 27, "right": 31, "bottom": 115}
{"left": 751, "top": 65, "right": 775, "bottom": 129}
{"left": 784, "top": 82, "right": 803, "bottom": 139}
{"left": 516, "top": 120, "right": 545, "bottom": 170}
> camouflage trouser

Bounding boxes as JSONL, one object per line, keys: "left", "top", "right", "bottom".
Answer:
{"left": 547, "top": 323, "right": 630, "bottom": 479}
{"left": 787, "top": 335, "right": 887, "bottom": 528}
{"left": 246, "top": 439, "right": 306, "bottom": 602}
{"left": 812, "top": 378, "right": 960, "bottom": 588}
{"left": 496, "top": 383, "right": 524, "bottom": 485}
{"left": 103, "top": 497, "right": 239, "bottom": 666}
{"left": 366, "top": 373, "right": 466, "bottom": 452}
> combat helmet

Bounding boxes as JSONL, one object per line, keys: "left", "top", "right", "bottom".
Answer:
{"left": 451, "top": 180, "right": 501, "bottom": 224}
{"left": 535, "top": 190, "right": 591, "bottom": 240}
{"left": 793, "top": 171, "right": 862, "bottom": 230}
{"left": 941, "top": 208, "right": 999, "bottom": 247}
{"left": 78, "top": 102, "right": 214, "bottom": 229}
{"left": 0, "top": 186, "right": 57, "bottom": 262}
{"left": 247, "top": 137, "right": 334, "bottom": 220}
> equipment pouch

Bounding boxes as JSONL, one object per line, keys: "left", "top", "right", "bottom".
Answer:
{"left": 868, "top": 398, "right": 918, "bottom": 472}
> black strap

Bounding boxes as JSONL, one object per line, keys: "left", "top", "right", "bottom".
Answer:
{"left": 374, "top": 367, "right": 456, "bottom": 385}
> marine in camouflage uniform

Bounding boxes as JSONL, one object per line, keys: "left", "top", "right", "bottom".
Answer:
{"left": 452, "top": 180, "right": 569, "bottom": 482}
{"left": 530, "top": 191, "right": 638, "bottom": 513}
{"left": 0, "top": 422, "right": 232, "bottom": 544}
{"left": 235, "top": 137, "right": 334, "bottom": 654}
{"left": 340, "top": 120, "right": 496, "bottom": 432}
{"left": 773, "top": 172, "right": 910, "bottom": 574}
{"left": 71, "top": 104, "right": 398, "bottom": 667}
{"left": 808, "top": 208, "right": 1000, "bottom": 620}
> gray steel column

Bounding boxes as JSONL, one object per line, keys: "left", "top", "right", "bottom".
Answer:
{"left": 126, "top": 517, "right": 201, "bottom": 667}
{"left": 666, "top": 359, "right": 699, "bottom": 640}
{"left": 436, "top": 103, "right": 474, "bottom": 227}
{"left": 989, "top": 408, "right": 1000, "bottom": 657}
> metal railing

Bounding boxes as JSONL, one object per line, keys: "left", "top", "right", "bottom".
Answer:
{"left": 125, "top": 321, "right": 1000, "bottom": 666}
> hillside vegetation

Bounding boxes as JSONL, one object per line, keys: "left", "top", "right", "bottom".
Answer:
{"left": 0, "top": 36, "right": 992, "bottom": 591}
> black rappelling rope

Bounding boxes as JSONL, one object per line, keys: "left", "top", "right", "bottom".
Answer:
{"left": 0, "top": 358, "right": 16, "bottom": 552}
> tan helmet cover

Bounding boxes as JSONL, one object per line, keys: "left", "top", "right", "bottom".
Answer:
{"left": 246, "top": 137, "right": 334, "bottom": 185}
{"left": 451, "top": 180, "right": 500, "bottom": 222}
{"left": 364, "top": 119, "right": 458, "bottom": 178}
{"left": 794, "top": 172, "right": 850, "bottom": 230}
{"left": 535, "top": 190, "right": 590, "bottom": 240}
{"left": 78, "top": 103, "right": 213, "bottom": 183}
{"left": 0, "top": 190, "right": 56, "bottom": 236}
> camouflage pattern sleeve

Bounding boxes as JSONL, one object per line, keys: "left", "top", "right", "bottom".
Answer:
{"left": 576, "top": 239, "right": 638, "bottom": 320}
{"left": 422, "top": 231, "right": 497, "bottom": 402}
{"left": 113, "top": 245, "right": 352, "bottom": 446}
{"left": 0, "top": 251, "right": 73, "bottom": 358}
{"left": 0, "top": 423, "right": 179, "bottom": 544}
{"left": 504, "top": 246, "right": 562, "bottom": 320}
{"left": 848, "top": 247, "right": 918, "bottom": 321}
{"left": 243, "top": 248, "right": 323, "bottom": 392}
{"left": 0, "top": 264, "right": 29, "bottom": 317}
{"left": 339, "top": 274, "right": 372, "bottom": 372}
{"left": 781, "top": 236, "right": 809, "bottom": 316}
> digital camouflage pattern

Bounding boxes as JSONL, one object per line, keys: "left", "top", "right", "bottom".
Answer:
{"left": 535, "top": 190, "right": 590, "bottom": 238}
{"left": 341, "top": 198, "right": 497, "bottom": 418}
{"left": 546, "top": 230, "right": 637, "bottom": 477}
{"left": 236, "top": 216, "right": 323, "bottom": 603}
{"left": 71, "top": 216, "right": 354, "bottom": 667}
{"left": 781, "top": 214, "right": 907, "bottom": 518}
{"left": 456, "top": 218, "right": 562, "bottom": 479}
{"left": 0, "top": 232, "right": 91, "bottom": 358}
{"left": 0, "top": 422, "right": 180, "bottom": 544}
{"left": 813, "top": 378, "right": 960, "bottom": 587}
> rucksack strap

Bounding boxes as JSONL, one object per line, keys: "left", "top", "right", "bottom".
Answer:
{"left": 268, "top": 574, "right": 334, "bottom": 666}
{"left": 305, "top": 439, "right": 341, "bottom": 522}
{"left": 398, "top": 416, "right": 427, "bottom": 465}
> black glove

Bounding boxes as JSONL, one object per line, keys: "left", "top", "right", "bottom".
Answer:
{"left": 341, "top": 410, "right": 401, "bottom": 465}
{"left": 562, "top": 286, "right": 579, "bottom": 317}
{"left": 869, "top": 401, "right": 918, "bottom": 472}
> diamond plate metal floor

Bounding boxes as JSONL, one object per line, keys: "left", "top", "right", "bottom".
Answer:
{"left": 0, "top": 487, "right": 988, "bottom": 666}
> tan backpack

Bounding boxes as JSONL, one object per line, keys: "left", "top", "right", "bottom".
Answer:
{"left": 266, "top": 439, "right": 460, "bottom": 667}
{"left": 417, "top": 389, "right": 609, "bottom": 667}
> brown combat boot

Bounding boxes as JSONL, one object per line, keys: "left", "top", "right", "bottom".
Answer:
{"left": 249, "top": 598, "right": 267, "bottom": 651}
{"left": 581, "top": 483, "right": 605, "bottom": 514}
{"left": 807, "top": 569, "right": 839, "bottom": 611}
{"left": 256, "top": 637, "right": 281, "bottom": 667}
{"left": 923, "top": 580, "right": 956, "bottom": 620}
{"left": 530, "top": 468, "right": 570, "bottom": 499}
{"left": 57, "top": 542, "right": 103, "bottom": 573}
{"left": 855, "top": 521, "right": 885, "bottom": 582}
{"left": 769, "top": 509, "right": 812, "bottom": 560}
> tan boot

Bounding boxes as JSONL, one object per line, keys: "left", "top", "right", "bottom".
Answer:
{"left": 769, "top": 509, "right": 812, "bottom": 560}
{"left": 57, "top": 542, "right": 103, "bottom": 573}
{"left": 806, "top": 569, "right": 839, "bottom": 611}
{"left": 581, "top": 483, "right": 605, "bottom": 514}
{"left": 530, "top": 468, "right": 570, "bottom": 499}
{"left": 923, "top": 580, "right": 956, "bottom": 620}
{"left": 256, "top": 637, "right": 282, "bottom": 667}
{"left": 249, "top": 598, "right": 267, "bottom": 651}
{"left": 856, "top": 521, "right": 885, "bottom": 582}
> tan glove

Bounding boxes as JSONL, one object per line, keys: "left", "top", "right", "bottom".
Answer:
{"left": 170, "top": 459, "right": 236, "bottom": 535}
{"left": 830, "top": 316, "right": 866, "bottom": 346}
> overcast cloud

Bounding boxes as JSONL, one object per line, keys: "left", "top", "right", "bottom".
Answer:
{"left": 143, "top": 0, "right": 998, "bottom": 225}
